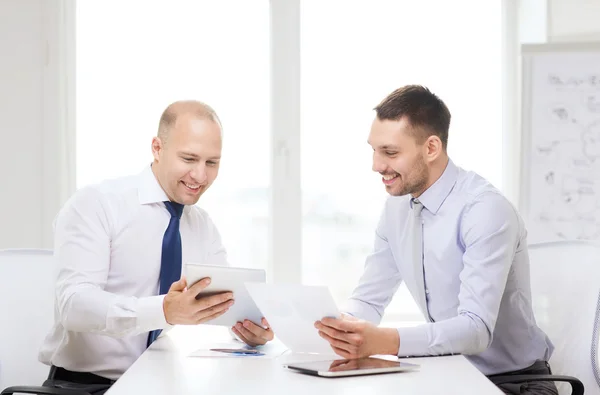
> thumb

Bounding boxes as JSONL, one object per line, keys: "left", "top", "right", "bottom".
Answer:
{"left": 341, "top": 312, "right": 358, "bottom": 321}
{"left": 261, "top": 317, "right": 271, "bottom": 329}
{"left": 169, "top": 277, "right": 187, "bottom": 292}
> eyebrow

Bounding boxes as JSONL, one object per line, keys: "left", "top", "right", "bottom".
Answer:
{"left": 367, "top": 141, "right": 399, "bottom": 150}
{"left": 179, "top": 152, "right": 221, "bottom": 160}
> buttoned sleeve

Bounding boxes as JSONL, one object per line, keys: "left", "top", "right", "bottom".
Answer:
{"left": 54, "top": 187, "right": 169, "bottom": 338}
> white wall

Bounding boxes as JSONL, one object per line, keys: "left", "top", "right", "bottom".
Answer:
{"left": 0, "top": 0, "right": 45, "bottom": 248}
{"left": 0, "top": 0, "right": 74, "bottom": 249}
{"left": 549, "top": 0, "right": 600, "bottom": 41}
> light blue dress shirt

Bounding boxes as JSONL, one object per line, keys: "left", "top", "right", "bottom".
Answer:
{"left": 344, "top": 159, "right": 553, "bottom": 375}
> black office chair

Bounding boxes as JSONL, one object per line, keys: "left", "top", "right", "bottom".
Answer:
{"left": 489, "top": 373, "right": 584, "bottom": 395}
{"left": 488, "top": 241, "right": 600, "bottom": 395}
{"left": 1, "top": 369, "right": 110, "bottom": 395}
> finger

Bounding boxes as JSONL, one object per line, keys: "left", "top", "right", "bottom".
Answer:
{"left": 329, "top": 359, "right": 349, "bottom": 369}
{"left": 231, "top": 326, "right": 259, "bottom": 347}
{"left": 315, "top": 322, "right": 352, "bottom": 343}
{"left": 329, "top": 361, "right": 355, "bottom": 372}
{"left": 194, "top": 299, "right": 234, "bottom": 320}
{"left": 169, "top": 277, "right": 187, "bottom": 292}
{"left": 319, "top": 330, "right": 355, "bottom": 353}
{"left": 242, "top": 320, "right": 274, "bottom": 341}
{"left": 261, "top": 317, "right": 271, "bottom": 330}
{"left": 195, "top": 291, "right": 234, "bottom": 309}
{"left": 341, "top": 313, "right": 358, "bottom": 321}
{"left": 234, "top": 322, "right": 265, "bottom": 345}
{"left": 331, "top": 345, "right": 353, "bottom": 359}
{"left": 321, "top": 317, "right": 356, "bottom": 332}
{"left": 329, "top": 365, "right": 345, "bottom": 372}
{"left": 185, "top": 277, "right": 212, "bottom": 299}
{"left": 195, "top": 306, "right": 231, "bottom": 325}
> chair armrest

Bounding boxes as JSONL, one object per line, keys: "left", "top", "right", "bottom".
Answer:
{"left": 489, "top": 374, "right": 584, "bottom": 395}
{"left": 1, "top": 386, "right": 92, "bottom": 395}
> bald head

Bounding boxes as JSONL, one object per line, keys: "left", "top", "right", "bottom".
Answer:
{"left": 151, "top": 100, "right": 223, "bottom": 205}
{"left": 157, "top": 100, "right": 222, "bottom": 145}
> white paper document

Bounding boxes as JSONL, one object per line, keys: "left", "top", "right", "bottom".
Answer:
{"left": 188, "top": 341, "right": 288, "bottom": 359}
{"left": 244, "top": 283, "right": 340, "bottom": 355}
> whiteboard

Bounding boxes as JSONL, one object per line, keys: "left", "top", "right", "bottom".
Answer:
{"left": 521, "top": 43, "right": 600, "bottom": 243}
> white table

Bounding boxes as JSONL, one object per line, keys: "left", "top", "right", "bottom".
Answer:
{"left": 106, "top": 325, "right": 502, "bottom": 395}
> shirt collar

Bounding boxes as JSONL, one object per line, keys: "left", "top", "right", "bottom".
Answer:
{"left": 412, "top": 158, "right": 458, "bottom": 215}
{"left": 138, "top": 164, "right": 170, "bottom": 205}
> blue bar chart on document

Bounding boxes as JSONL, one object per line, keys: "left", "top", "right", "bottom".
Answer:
{"left": 210, "top": 348, "right": 265, "bottom": 356}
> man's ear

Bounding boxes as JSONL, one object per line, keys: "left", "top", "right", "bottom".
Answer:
{"left": 151, "top": 136, "right": 163, "bottom": 161}
{"left": 424, "top": 135, "right": 443, "bottom": 163}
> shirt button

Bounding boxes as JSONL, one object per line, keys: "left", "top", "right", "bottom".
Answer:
{"left": 425, "top": 289, "right": 430, "bottom": 295}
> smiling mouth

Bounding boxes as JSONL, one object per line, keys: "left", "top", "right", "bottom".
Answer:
{"left": 182, "top": 181, "right": 202, "bottom": 192}
{"left": 381, "top": 173, "right": 399, "bottom": 185}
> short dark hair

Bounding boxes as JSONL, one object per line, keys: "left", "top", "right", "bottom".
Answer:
{"left": 374, "top": 85, "right": 451, "bottom": 149}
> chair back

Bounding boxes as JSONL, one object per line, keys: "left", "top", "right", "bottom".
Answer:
{"left": 529, "top": 240, "right": 600, "bottom": 395}
{"left": 0, "top": 249, "right": 55, "bottom": 389}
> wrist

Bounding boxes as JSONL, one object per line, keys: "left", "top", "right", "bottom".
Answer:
{"left": 379, "top": 327, "right": 400, "bottom": 355}
{"left": 163, "top": 297, "right": 172, "bottom": 325}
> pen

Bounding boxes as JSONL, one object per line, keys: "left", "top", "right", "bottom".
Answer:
{"left": 210, "top": 348, "right": 264, "bottom": 356}
{"left": 398, "top": 353, "right": 457, "bottom": 359}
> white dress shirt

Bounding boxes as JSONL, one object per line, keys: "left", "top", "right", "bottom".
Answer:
{"left": 38, "top": 165, "right": 228, "bottom": 380}
{"left": 344, "top": 159, "right": 553, "bottom": 375}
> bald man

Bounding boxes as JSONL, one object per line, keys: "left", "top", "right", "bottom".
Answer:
{"left": 38, "top": 101, "right": 273, "bottom": 390}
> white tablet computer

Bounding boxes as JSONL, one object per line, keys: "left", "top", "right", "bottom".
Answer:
{"left": 184, "top": 263, "right": 266, "bottom": 327}
{"left": 284, "top": 357, "right": 419, "bottom": 378}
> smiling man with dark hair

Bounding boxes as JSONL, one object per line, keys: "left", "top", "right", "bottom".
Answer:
{"left": 315, "top": 85, "right": 557, "bottom": 395}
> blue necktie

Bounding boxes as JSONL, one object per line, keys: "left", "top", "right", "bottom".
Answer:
{"left": 147, "top": 201, "right": 185, "bottom": 347}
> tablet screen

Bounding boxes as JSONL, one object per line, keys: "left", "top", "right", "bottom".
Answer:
{"left": 285, "top": 357, "right": 419, "bottom": 376}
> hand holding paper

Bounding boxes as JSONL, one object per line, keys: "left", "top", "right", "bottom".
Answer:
{"left": 315, "top": 315, "right": 400, "bottom": 359}
{"left": 244, "top": 283, "right": 340, "bottom": 354}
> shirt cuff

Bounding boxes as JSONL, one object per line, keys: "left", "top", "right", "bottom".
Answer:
{"left": 341, "top": 299, "right": 383, "bottom": 324}
{"left": 397, "top": 325, "right": 430, "bottom": 356}
{"left": 137, "top": 295, "right": 171, "bottom": 332}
